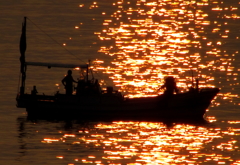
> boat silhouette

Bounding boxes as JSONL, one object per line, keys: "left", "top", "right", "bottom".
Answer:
{"left": 16, "top": 17, "right": 219, "bottom": 120}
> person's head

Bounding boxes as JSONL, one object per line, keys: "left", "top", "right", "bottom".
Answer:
{"left": 67, "top": 70, "right": 72, "bottom": 75}
{"left": 165, "top": 76, "right": 175, "bottom": 83}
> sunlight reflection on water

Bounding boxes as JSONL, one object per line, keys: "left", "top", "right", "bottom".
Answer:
{"left": 72, "top": 0, "right": 240, "bottom": 106}
{"left": 9, "top": 0, "right": 240, "bottom": 164}
{"left": 24, "top": 119, "right": 240, "bottom": 164}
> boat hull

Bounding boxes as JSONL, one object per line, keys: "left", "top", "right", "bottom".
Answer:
{"left": 17, "top": 88, "right": 219, "bottom": 121}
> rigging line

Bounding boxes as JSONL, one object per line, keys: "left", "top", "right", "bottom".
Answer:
{"left": 26, "top": 17, "right": 86, "bottom": 64}
{"left": 89, "top": 63, "right": 111, "bottom": 86}
{"left": 27, "top": 18, "right": 111, "bottom": 87}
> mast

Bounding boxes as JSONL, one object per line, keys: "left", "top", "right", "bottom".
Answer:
{"left": 19, "top": 17, "right": 27, "bottom": 95}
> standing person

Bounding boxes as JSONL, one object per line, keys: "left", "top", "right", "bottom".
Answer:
{"left": 62, "top": 70, "right": 77, "bottom": 95}
{"left": 31, "top": 86, "right": 38, "bottom": 95}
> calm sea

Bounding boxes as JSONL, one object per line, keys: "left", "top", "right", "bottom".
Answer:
{"left": 1, "top": 0, "right": 240, "bottom": 164}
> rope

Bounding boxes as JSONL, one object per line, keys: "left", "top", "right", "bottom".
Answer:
{"left": 26, "top": 17, "right": 111, "bottom": 86}
{"left": 26, "top": 17, "right": 86, "bottom": 64}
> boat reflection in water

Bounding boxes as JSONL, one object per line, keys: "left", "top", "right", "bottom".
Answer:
{"left": 17, "top": 117, "right": 240, "bottom": 164}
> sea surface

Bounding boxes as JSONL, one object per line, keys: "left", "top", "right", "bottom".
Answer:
{"left": 1, "top": 0, "right": 240, "bottom": 164}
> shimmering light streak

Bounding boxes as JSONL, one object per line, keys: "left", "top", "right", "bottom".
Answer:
{"left": 42, "top": 138, "right": 59, "bottom": 143}
{"left": 43, "top": 121, "right": 240, "bottom": 164}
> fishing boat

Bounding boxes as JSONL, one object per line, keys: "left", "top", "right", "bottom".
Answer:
{"left": 16, "top": 17, "right": 219, "bottom": 120}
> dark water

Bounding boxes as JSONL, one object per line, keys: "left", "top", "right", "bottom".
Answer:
{"left": 1, "top": 0, "right": 240, "bottom": 164}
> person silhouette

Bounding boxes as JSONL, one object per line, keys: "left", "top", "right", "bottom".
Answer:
{"left": 62, "top": 70, "right": 77, "bottom": 95}
{"left": 159, "top": 76, "right": 179, "bottom": 96}
{"left": 31, "top": 86, "right": 38, "bottom": 95}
